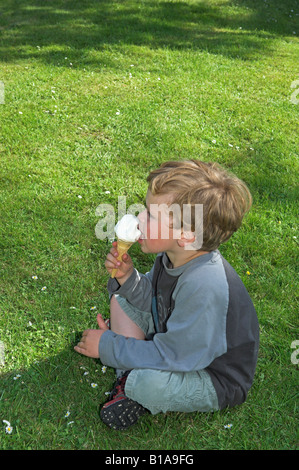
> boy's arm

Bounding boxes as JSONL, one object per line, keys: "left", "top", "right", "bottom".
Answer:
{"left": 100, "top": 269, "right": 228, "bottom": 372}
{"left": 105, "top": 242, "right": 157, "bottom": 312}
{"left": 107, "top": 264, "right": 155, "bottom": 313}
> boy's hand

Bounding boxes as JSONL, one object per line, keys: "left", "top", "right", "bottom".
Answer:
{"left": 74, "top": 314, "right": 108, "bottom": 358}
{"left": 105, "top": 241, "right": 134, "bottom": 284}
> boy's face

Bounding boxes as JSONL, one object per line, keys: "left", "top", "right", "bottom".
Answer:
{"left": 137, "top": 190, "right": 179, "bottom": 254}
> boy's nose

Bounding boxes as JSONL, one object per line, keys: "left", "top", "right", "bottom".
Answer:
{"left": 137, "top": 210, "right": 147, "bottom": 233}
{"left": 138, "top": 210, "right": 146, "bottom": 223}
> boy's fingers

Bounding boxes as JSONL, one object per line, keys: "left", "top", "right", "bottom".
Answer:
{"left": 105, "top": 262, "right": 120, "bottom": 273}
{"left": 74, "top": 341, "right": 85, "bottom": 353}
{"left": 97, "top": 314, "right": 108, "bottom": 330}
{"left": 111, "top": 246, "right": 118, "bottom": 254}
{"left": 74, "top": 345, "right": 89, "bottom": 357}
{"left": 106, "top": 253, "right": 116, "bottom": 262}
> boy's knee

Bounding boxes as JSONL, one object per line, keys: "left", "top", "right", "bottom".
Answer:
{"left": 126, "top": 369, "right": 170, "bottom": 408}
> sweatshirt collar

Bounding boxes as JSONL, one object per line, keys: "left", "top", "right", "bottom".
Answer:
{"left": 161, "top": 250, "right": 219, "bottom": 276}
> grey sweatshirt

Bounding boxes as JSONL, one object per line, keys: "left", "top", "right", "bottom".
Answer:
{"left": 99, "top": 251, "right": 259, "bottom": 409}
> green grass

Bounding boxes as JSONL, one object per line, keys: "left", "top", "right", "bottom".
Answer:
{"left": 0, "top": 0, "right": 298, "bottom": 450}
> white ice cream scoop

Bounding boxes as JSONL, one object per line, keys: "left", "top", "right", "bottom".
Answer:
{"left": 114, "top": 214, "right": 141, "bottom": 242}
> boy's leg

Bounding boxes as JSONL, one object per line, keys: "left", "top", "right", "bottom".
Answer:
{"left": 110, "top": 295, "right": 146, "bottom": 340}
{"left": 100, "top": 295, "right": 152, "bottom": 430}
{"left": 109, "top": 294, "right": 146, "bottom": 378}
{"left": 125, "top": 368, "right": 219, "bottom": 415}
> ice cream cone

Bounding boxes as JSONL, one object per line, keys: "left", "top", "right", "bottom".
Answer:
{"left": 111, "top": 238, "right": 134, "bottom": 278}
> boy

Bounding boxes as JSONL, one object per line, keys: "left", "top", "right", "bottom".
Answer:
{"left": 75, "top": 160, "right": 259, "bottom": 430}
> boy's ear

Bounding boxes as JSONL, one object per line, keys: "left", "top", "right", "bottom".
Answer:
{"left": 177, "top": 231, "right": 196, "bottom": 247}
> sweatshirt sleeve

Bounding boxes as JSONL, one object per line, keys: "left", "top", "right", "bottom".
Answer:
{"left": 99, "top": 263, "right": 229, "bottom": 372}
{"left": 107, "top": 265, "right": 154, "bottom": 313}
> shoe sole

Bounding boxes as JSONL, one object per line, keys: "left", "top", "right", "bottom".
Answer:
{"left": 100, "top": 398, "right": 147, "bottom": 430}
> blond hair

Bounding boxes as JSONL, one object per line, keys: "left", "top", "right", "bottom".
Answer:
{"left": 147, "top": 160, "right": 252, "bottom": 251}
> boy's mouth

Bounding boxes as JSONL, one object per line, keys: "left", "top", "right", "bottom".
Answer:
{"left": 137, "top": 232, "right": 146, "bottom": 243}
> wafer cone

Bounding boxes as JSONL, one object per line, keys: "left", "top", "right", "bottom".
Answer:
{"left": 111, "top": 239, "right": 134, "bottom": 278}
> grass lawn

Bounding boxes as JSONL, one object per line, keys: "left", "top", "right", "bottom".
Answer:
{"left": 0, "top": 0, "right": 298, "bottom": 450}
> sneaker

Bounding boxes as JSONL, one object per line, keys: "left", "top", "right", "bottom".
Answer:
{"left": 100, "top": 372, "right": 148, "bottom": 430}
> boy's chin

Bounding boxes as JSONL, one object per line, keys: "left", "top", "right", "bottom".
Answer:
{"left": 139, "top": 240, "right": 156, "bottom": 254}
{"left": 140, "top": 244, "right": 151, "bottom": 253}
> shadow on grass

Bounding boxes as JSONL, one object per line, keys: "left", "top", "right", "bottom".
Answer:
{"left": 0, "top": 0, "right": 297, "bottom": 66}
{"left": 0, "top": 337, "right": 119, "bottom": 449}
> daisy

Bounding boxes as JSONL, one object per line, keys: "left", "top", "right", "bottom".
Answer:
{"left": 101, "top": 366, "right": 107, "bottom": 373}
{"left": 32, "top": 276, "right": 38, "bottom": 280}
{"left": 3, "top": 420, "right": 13, "bottom": 434}
{"left": 224, "top": 423, "right": 233, "bottom": 429}
{"left": 64, "top": 411, "right": 71, "bottom": 418}
{"left": 41, "top": 286, "right": 47, "bottom": 291}
{"left": 91, "top": 383, "right": 98, "bottom": 388}
{"left": 5, "top": 425, "right": 13, "bottom": 434}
